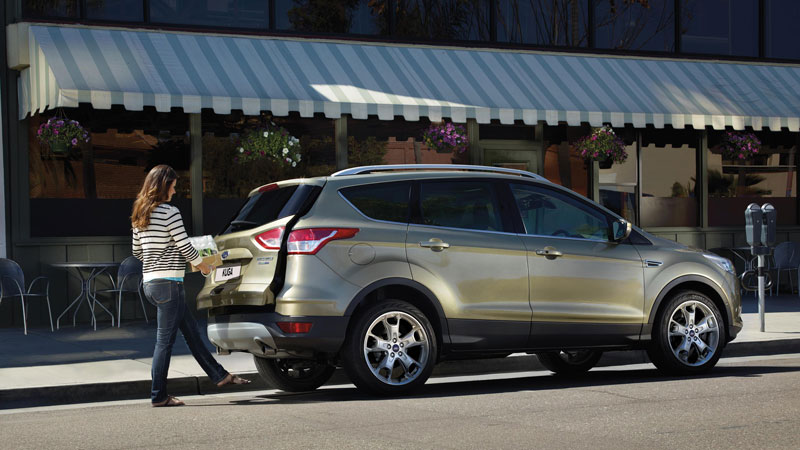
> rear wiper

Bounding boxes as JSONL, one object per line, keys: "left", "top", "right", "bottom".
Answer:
{"left": 229, "top": 220, "right": 258, "bottom": 229}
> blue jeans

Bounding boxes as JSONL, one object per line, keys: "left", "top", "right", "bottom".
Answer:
{"left": 143, "top": 279, "right": 227, "bottom": 403}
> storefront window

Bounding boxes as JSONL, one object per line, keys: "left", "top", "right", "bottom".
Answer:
{"left": 347, "top": 117, "right": 464, "bottom": 168}
{"left": 496, "top": 0, "right": 589, "bottom": 47}
{"left": 708, "top": 131, "right": 797, "bottom": 227}
{"left": 277, "top": 0, "right": 381, "bottom": 35}
{"left": 151, "top": 0, "right": 269, "bottom": 30}
{"left": 22, "top": 0, "right": 79, "bottom": 18}
{"left": 680, "top": 0, "right": 757, "bottom": 57}
{"left": 594, "top": 0, "right": 675, "bottom": 52}
{"left": 765, "top": 0, "right": 800, "bottom": 60}
{"left": 29, "top": 106, "right": 192, "bottom": 237}
{"left": 640, "top": 128, "right": 698, "bottom": 228}
{"left": 86, "top": 0, "right": 144, "bottom": 22}
{"left": 542, "top": 125, "right": 588, "bottom": 197}
{"left": 599, "top": 139, "right": 637, "bottom": 224}
{"left": 201, "top": 112, "right": 335, "bottom": 235}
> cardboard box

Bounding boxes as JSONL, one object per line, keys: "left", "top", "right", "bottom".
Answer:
{"left": 189, "top": 253, "right": 223, "bottom": 272}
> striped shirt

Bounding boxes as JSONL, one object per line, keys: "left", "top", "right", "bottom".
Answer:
{"left": 132, "top": 204, "right": 203, "bottom": 282}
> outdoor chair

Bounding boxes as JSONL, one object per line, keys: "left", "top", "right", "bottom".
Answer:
{"left": 0, "top": 258, "right": 53, "bottom": 335}
{"left": 93, "top": 256, "right": 147, "bottom": 327}
{"left": 771, "top": 242, "right": 800, "bottom": 296}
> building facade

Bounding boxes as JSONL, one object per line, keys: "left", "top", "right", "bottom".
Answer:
{"left": 3, "top": 0, "right": 800, "bottom": 328}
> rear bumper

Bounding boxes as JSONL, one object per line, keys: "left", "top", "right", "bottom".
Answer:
{"left": 207, "top": 312, "right": 349, "bottom": 357}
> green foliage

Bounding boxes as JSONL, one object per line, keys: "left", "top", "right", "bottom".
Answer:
{"left": 236, "top": 127, "right": 301, "bottom": 168}
{"left": 37, "top": 117, "right": 89, "bottom": 148}
{"left": 707, "top": 169, "right": 772, "bottom": 197}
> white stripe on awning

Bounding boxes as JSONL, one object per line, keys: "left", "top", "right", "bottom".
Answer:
{"left": 17, "top": 24, "right": 800, "bottom": 131}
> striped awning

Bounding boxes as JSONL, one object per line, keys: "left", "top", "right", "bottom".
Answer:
{"left": 18, "top": 24, "right": 800, "bottom": 131}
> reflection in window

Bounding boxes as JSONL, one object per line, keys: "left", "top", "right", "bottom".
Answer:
{"left": 511, "top": 183, "right": 608, "bottom": 241}
{"left": 543, "top": 125, "right": 588, "bottom": 197}
{"left": 599, "top": 142, "right": 637, "bottom": 224}
{"left": 278, "top": 0, "right": 380, "bottom": 35}
{"left": 22, "top": 0, "right": 79, "bottom": 18}
{"left": 681, "top": 0, "right": 757, "bottom": 57}
{"left": 708, "top": 133, "right": 797, "bottom": 226}
{"left": 420, "top": 181, "right": 502, "bottom": 232}
{"left": 496, "top": 0, "right": 589, "bottom": 47}
{"left": 341, "top": 182, "right": 411, "bottom": 223}
{"left": 595, "top": 0, "right": 675, "bottom": 52}
{"left": 765, "top": 0, "right": 800, "bottom": 60}
{"left": 201, "top": 112, "right": 335, "bottom": 234}
{"left": 388, "top": 0, "right": 490, "bottom": 40}
{"left": 640, "top": 130, "right": 698, "bottom": 227}
{"left": 347, "top": 117, "right": 466, "bottom": 167}
{"left": 29, "top": 106, "right": 192, "bottom": 237}
{"left": 86, "top": 0, "right": 144, "bottom": 22}
{"left": 151, "top": 0, "right": 268, "bottom": 30}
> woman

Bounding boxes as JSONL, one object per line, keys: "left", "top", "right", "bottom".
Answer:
{"left": 132, "top": 165, "right": 250, "bottom": 407}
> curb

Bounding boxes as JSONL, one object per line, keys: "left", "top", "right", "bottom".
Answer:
{"left": 3, "top": 338, "right": 799, "bottom": 410}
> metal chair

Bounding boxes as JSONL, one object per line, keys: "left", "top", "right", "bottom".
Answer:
{"left": 93, "top": 256, "right": 147, "bottom": 327}
{"left": 0, "top": 258, "right": 53, "bottom": 335}
{"left": 771, "top": 242, "right": 800, "bottom": 295}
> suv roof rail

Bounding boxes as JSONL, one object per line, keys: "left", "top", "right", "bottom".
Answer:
{"left": 331, "top": 164, "right": 546, "bottom": 180}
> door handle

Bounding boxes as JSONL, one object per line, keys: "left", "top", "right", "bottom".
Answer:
{"left": 419, "top": 239, "right": 450, "bottom": 251}
{"left": 535, "top": 247, "right": 563, "bottom": 260}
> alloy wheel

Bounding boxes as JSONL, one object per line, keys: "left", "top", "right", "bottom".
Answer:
{"left": 362, "top": 311, "right": 430, "bottom": 386}
{"left": 667, "top": 300, "right": 720, "bottom": 367}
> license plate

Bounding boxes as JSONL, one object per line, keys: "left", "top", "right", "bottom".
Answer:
{"left": 214, "top": 265, "right": 241, "bottom": 282}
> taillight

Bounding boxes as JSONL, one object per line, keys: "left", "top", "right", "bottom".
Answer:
{"left": 258, "top": 183, "right": 279, "bottom": 193}
{"left": 255, "top": 227, "right": 284, "bottom": 250}
{"left": 287, "top": 228, "right": 359, "bottom": 255}
{"left": 276, "top": 322, "right": 313, "bottom": 334}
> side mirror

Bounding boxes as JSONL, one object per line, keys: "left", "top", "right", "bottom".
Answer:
{"left": 612, "top": 219, "right": 632, "bottom": 242}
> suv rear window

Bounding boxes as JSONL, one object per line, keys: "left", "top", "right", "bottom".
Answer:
{"left": 220, "top": 184, "right": 317, "bottom": 235}
{"left": 340, "top": 182, "right": 410, "bottom": 223}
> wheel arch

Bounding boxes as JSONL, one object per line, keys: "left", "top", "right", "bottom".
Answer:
{"left": 645, "top": 275, "right": 732, "bottom": 342}
{"left": 344, "top": 278, "right": 451, "bottom": 354}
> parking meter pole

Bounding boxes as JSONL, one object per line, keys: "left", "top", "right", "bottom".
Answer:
{"left": 758, "top": 255, "right": 766, "bottom": 332}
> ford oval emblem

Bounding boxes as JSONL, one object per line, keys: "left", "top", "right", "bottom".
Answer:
{"left": 221, "top": 251, "right": 229, "bottom": 260}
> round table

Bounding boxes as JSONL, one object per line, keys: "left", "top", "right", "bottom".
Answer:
{"left": 52, "top": 262, "right": 121, "bottom": 330}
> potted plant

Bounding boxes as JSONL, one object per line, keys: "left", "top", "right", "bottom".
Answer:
{"left": 36, "top": 117, "right": 90, "bottom": 155}
{"left": 575, "top": 125, "right": 627, "bottom": 169}
{"left": 422, "top": 121, "right": 469, "bottom": 154}
{"left": 235, "top": 124, "right": 302, "bottom": 168}
{"left": 720, "top": 131, "right": 760, "bottom": 161}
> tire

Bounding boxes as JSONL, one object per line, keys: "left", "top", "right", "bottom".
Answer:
{"left": 536, "top": 350, "right": 603, "bottom": 375}
{"left": 647, "top": 290, "right": 726, "bottom": 375}
{"left": 341, "top": 300, "right": 437, "bottom": 396}
{"left": 253, "top": 357, "right": 335, "bottom": 392}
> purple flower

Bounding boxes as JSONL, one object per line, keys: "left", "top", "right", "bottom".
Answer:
{"left": 71, "top": 138, "right": 78, "bottom": 146}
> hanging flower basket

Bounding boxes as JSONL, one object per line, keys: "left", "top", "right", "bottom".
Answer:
{"left": 575, "top": 125, "right": 627, "bottom": 167}
{"left": 36, "top": 117, "right": 90, "bottom": 155}
{"left": 720, "top": 131, "right": 760, "bottom": 161}
{"left": 235, "top": 124, "right": 301, "bottom": 168}
{"left": 422, "top": 121, "right": 468, "bottom": 154}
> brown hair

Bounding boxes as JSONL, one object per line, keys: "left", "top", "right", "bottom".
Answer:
{"left": 131, "top": 165, "right": 177, "bottom": 229}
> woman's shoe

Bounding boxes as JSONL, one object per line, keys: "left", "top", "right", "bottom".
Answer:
{"left": 217, "top": 373, "right": 252, "bottom": 387}
{"left": 152, "top": 396, "right": 185, "bottom": 407}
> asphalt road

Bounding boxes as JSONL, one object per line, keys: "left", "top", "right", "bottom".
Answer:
{"left": 2, "top": 354, "right": 799, "bottom": 450}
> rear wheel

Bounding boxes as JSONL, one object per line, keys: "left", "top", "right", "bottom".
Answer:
{"left": 341, "top": 300, "right": 437, "bottom": 395}
{"left": 253, "top": 357, "right": 335, "bottom": 392}
{"left": 647, "top": 290, "right": 725, "bottom": 375}
{"left": 537, "top": 350, "right": 602, "bottom": 375}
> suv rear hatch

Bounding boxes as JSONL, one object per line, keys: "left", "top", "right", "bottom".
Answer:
{"left": 197, "top": 179, "right": 324, "bottom": 310}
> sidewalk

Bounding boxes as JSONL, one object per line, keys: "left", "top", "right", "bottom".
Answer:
{"left": 1, "top": 293, "right": 799, "bottom": 409}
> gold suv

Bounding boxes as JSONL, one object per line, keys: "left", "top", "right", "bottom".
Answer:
{"left": 200, "top": 165, "right": 742, "bottom": 395}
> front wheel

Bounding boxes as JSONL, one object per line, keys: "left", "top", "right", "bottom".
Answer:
{"left": 647, "top": 290, "right": 726, "bottom": 375}
{"left": 253, "top": 357, "right": 335, "bottom": 392}
{"left": 537, "top": 350, "right": 603, "bottom": 375}
{"left": 341, "top": 300, "right": 437, "bottom": 395}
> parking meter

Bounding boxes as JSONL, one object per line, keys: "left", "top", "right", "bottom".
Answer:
{"left": 761, "top": 203, "right": 776, "bottom": 247}
{"left": 745, "top": 203, "right": 763, "bottom": 248}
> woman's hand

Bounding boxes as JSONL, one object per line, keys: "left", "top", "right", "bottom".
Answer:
{"left": 196, "top": 262, "right": 214, "bottom": 275}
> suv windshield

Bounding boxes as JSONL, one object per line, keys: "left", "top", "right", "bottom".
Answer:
{"left": 220, "top": 184, "right": 317, "bottom": 235}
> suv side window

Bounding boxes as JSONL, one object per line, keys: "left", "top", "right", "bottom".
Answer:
{"left": 510, "top": 183, "right": 609, "bottom": 241}
{"left": 340, "top": 182, "right": 410, "bottom": 223}
{"left": 419, "top": 180, "right": 503, "bottom": 232}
